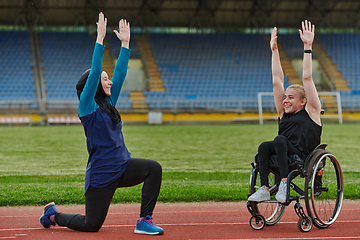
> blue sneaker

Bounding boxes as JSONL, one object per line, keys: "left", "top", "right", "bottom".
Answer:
{"left": 134, "top": 215, "right": 164, "bottom": 235}
{"left": 40, "top": 202, "right": 58, "bottom": 228}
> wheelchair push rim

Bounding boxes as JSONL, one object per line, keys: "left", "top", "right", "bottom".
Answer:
{"left": 305, "top": 152, "right": 344, "bottom": 227}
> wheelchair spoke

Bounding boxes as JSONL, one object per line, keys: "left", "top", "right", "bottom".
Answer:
{"left": 305, "top": 152, "right": 344, "bottom": 228}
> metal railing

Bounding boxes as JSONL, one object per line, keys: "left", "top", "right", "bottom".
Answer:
{"left": 0, "top": 95, "right": 359, "bottom": 125}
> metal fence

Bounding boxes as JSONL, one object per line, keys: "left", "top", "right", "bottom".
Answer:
{"left": 0, "top": 95, "right": 359, "bottom": 125}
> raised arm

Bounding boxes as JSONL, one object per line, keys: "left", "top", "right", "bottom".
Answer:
{"left": 96, "top": 12, "right": 107, "bottom": 45}
{"left": 299, "top": 20, "right": 322, "bottom": 126}
{"left": 78, "top": 13, "right": 106, "bottom": 117}
{"left": 110, "top": 19, "right": 131, "bottom": 105}
{"left": 271, "top": 27, "right": 285, "bottom": 117}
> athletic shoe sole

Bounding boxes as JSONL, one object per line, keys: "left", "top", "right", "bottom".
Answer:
{"left": 134, "top": 229, "right": 164, "bottom": 235}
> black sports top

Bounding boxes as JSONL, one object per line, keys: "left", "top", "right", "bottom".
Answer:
{"left": 278, "top": 109, "right": 322, "bottom": 159}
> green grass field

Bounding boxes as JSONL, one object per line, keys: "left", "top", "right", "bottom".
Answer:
{"left": 1, "top": 123, "right": 360, "bottom": 206}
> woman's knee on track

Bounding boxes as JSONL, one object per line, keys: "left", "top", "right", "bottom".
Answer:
{"left": 85, "top": 221, "right": 104, "bottom": 232}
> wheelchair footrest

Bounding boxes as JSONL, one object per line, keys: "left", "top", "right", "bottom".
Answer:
{"left": 294, "top": 202, "right": 308, "bottom": 219}
{"left": 247, "top": 201, "right": 257, "bottom": 217}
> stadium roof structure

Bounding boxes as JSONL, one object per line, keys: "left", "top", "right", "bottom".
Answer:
{"left": 0, "top": 0, "right": 360, "bottom": 31}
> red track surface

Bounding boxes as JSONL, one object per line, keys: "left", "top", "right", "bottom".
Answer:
{"left": 1, "top": 201, "right": 360, "bottom": 240}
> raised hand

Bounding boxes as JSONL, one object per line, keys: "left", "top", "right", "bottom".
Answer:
{"left": 299, "top": 20, "right": 315, "bottom": 46}
{"left": 96, "top": 12, "right": 107, "bottom": 44}
{"left": 270, "top": 27, "right": 278, "bottom": 51}
{"left": 113, "top": 19, "right": 130, "bottom": 48}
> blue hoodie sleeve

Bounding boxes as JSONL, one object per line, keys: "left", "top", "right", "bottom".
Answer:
{"left": 78, "top": 43, "right": 104, "bottom": 117}
{"left": 108, "top": 46, "right": 131, "bottom": 106}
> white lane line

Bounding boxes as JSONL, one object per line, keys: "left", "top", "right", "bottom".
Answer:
{"left": 1, "top": 219, "right": 360, "bottom": 232}
{"left": 0, "top": 234, "right": 27, "bottom": 239}
{"left": 0, "top": 210, "right": 247, "bottom": 218}
{"left": 1, "top": 207, "right": 358, "bottom": 218}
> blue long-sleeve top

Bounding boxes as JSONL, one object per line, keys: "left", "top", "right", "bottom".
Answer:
{"left": 78, "top": 42, "right": 132, "bottom": 193}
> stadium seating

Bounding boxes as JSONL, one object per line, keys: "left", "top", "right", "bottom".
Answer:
{"left": 146, "top": 33, "right": 280, "bottom": 110}
{"left": 107, "top": 33, "right": 141, "bottom": 59}
{"left": 318, "top": 33, "right": 360, "bottom": 108}
{"left": 1, "top": 30, "right": 360, "bottom": 114}
{"left": 278, "top": 34, "right": 306, "bottom": 59}
{"left": 0, "top": 31, "right": 37, "bottom": 107}
{"left": 39, "top": 31, "right": 132, "bottom": 109}
{"left": 39, "top": 32, "right": 94, "bottom": 101}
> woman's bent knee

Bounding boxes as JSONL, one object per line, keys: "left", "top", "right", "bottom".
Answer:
{"left": 274, "top": 135, "right": 286, "bottom": 142}
{"left": 85, "top": 223, "right": 103, "bottom": 232}
{"left": 258, "top": 141, "right": 273, "bottom": 153}
{"left": 149, "top": 159, "right": 162, "bottom": 175}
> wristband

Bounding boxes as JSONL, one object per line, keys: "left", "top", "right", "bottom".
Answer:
{"left": 304, "top": 50, "right": 312, "bottom": 53}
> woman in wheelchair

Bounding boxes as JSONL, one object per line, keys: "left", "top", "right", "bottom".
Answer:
{"left": 248, "top": 20, "right": 322, "bottom": 204}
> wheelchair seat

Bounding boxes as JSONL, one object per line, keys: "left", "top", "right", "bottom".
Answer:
{"left": 254, "top": 154, "right": 305, "bottom": 171}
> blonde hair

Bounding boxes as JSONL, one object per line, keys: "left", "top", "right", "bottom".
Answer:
{"left": 286, "top": 84, "right": 307, "bottom": 107}
{"left": 287, "top": 84, "right": 306, "bottom": 99}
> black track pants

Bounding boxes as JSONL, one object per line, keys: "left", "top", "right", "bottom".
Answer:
{"left": 258, "top": 135, "right": 301, "bottom": 187}
{"left": 55, "top": 158, "right": 162, "bottom": 232}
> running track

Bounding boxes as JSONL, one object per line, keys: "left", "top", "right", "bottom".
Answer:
{"left": 1, "top": 201, "right": 360, "bottom": 240}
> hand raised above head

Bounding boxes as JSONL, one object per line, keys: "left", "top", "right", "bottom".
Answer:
{"left": 270, "top": 27, "right": 278, "bottom": 51}
{"left": 299, "top": 20, "right": 315, "bottom": 46}
{"left": 96, "top": 12, "right": 107, "bottom": 44}
{"left": 113, "top": 19, "right": 130, "bottom": 43}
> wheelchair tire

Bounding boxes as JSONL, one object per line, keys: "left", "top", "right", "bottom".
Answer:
{"left": 304, "top": 149, "right": 344, "bottom": 229}
{"left": 250, "top": 215, "right": 265, "bottom": 230}
{"left": 249, "top": 167, "right": 285, "bottom": 226}
{"left": 298, "top": 216, "right": 312, "bottom": 232}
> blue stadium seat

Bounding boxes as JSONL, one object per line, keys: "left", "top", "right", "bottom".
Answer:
{"left": 146, "top": 33, "right": 285, "bottom": 110}
{"left": 38, "top": 31, "right": 132, "bottom": 108}
{"left": 318, "top": 33, "right": 360, "bottom": 108}
{"left": 0, "top": 31, "right": 37, "bottom": 105}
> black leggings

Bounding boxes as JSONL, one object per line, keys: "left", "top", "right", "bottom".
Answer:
{"left": 258, "top": 135, "right": 302, "bottom": 187}
{"left": 54, "top": 158, "right": 162, "bottom": 232}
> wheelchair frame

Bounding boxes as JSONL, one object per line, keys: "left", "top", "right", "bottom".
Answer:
{"left": 247, "top": 144, "right": 344, "bottom": 232}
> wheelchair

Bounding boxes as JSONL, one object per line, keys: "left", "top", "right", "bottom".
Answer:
{"left": 247, "top": 144, "right": 344, "bottom": 232}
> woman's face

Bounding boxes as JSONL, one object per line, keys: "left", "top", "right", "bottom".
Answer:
{"left": 100, "top": 71, "right": 112, "bottom": 96}
{"left": 283, "top": 88, "right": 306, "bottom": 114}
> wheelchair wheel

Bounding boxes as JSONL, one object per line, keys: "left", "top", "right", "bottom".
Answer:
{"left": 250, "top": 215, "right": 265, "bottom": 230}
{"left": 249, "top": 168, "right": 285, "bottom": 226}
{"left": 298, "top": 216, "right": 312, "bottom": 232}
{"left": 304, "top": 150, "right": 344, "bottom": 229}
